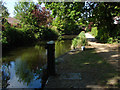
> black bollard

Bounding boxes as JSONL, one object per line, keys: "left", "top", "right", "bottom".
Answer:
{"left": 46, "top": 41, "right": 56, "bottom": 76}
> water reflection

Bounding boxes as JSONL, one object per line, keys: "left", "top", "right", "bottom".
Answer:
{"left": 2, "top": 63, "right": 10, "bottom": 88}
{"left": 55, "top": 40, "right": 71, "bottom": 58}
{"left": 2, "top": 40, "right": 71, "bottom": 88}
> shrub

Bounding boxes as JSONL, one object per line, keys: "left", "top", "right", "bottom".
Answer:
{"left": 51, "top": 26, "right": 59, "bottom": 36}
{"left": 42, "top": 28, "right": 59, "bottom": 40}
{"left": 72, "top": 31, "right": 87, "bottom": 49}
{"left": 2, "top": 25, "right": 36, "bottom": 48}
{"left": 107, "top": 36, "right": 120, "bottom": 44}
{"left": 107, "top": 37, "right": 114, "bottom": 44}
{"left": 91, "top": 27, "right": 98, "bottom": 37}
{"left": 72, "top": 38, "right": 78, "bottom": 48}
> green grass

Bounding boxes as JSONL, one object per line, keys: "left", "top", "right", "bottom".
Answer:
{"left": 64, "top": 48, "right": 118, "bottom": 86}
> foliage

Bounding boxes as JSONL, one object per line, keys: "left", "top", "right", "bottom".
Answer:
{"left": 2, "top": 2, "right": 59, "bottom": 50}
{"left": 14, "top": 2, "right": 34, "bottom": 25}
{"left": 72, "top": 31, "right": 87, "bottom": 49}
{"left": 107, "top": 36, "right": 120, "bottom": 44}
{"left": 1, "top": 2, "right": 9, "bottom": 43}
{"left": 52, "top": 16, "right": 65, "bottom": 39}
{"left": 14, "top": 2, "right": 53, "bottom": 40}
{"left": 86, "top": 22, "right": 93, "bottom": 32}
{"left": 14, "top": 2, "right": 52, "bottom": 27}
{"left": 72, "top": 38, "right": 78, "bottom": 48}
{"left": 1, "top": 1, "right": 9, "bottom": 18}
{"left": 2, "top": 24, "right": 59, "bottom": 51}
{"left": 45, "top": 2, "right": 85, "bottom": 36}
{"left": 1, "top": 19, "right": 11, "bottom": 44}
{"left": 45, "top": 2, "right": 84, "bottom": 20}
{"left": 87, "top": 2, "right": 120, "bottom": 43}
{"left": 3, "top": 27, "right": 34, "bottom": 46}
{"left": 90, "top": 27, "right": 98, "bottom": 37}
{"left": 107, "top": 37, "right": 114, "bottom": 44}
{"left": 2, "top": 21, "right": 37, "bottom": 50}
{"left": 41, "top": 27, "right": 59, "bottom": 40}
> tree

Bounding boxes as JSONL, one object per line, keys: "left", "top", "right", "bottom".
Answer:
{"left": 0, "top": 1, "right": 10, "bottom": 44}
{"left": 14, "top": 2, "right": 53, "bottom": 39}
{"left": 31, "top": 4, "right": 52, "bottom": 27}
{"left": 44, "top": 2, "right": 85, "bottom": 35}
{"left": 14, "top": 2, "right": 52, "bottom": 27}
{"left": 14, "top": 2, "right": 36, "bottom": 26}
{"left": 1, "top": 1, "right": 9, "bottom": 18}
{"left": 87, "top": 2, "right": 120, "bottom": 42}
{"left": 1, "top": 1, "right": 10, "bottom": 28}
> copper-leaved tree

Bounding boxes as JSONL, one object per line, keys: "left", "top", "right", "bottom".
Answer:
{"left": 14, "top": 2, "right": 53, "bottom": 39}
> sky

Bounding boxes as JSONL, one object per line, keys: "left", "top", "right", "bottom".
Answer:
{"left": 2, "top": 0, "right": 45, "bottom": 17}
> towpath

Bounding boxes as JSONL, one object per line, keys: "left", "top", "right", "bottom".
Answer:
{"left": 44, "top": 33, "right": 120, "bottom": 89}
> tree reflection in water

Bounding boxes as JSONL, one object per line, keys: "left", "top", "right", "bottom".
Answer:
{"left": 2, "top": 40, "right": 71, "bottom": 88}
{"left": 14, "top": 45, "right": 46, "bottom": 87}
{"left": 2, "top": 63, "right": 10, "bottom": 88}
{"left": 55, "top": 40, "right": 71, "bottom": 58}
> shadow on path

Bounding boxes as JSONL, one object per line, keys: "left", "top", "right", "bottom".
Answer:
{"left": 44, "top": 33, "right": 119, "bottom": 89}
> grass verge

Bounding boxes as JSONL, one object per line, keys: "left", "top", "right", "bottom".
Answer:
{"left": 61, "top": 48, "right": 118, "bottom": 86}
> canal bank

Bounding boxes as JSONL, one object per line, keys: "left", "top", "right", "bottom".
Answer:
{"left": 44, "top": 33, "right": 119, "bottom": 88}
{"left": 2, "top": 35, "right": 76, "bottom": 88}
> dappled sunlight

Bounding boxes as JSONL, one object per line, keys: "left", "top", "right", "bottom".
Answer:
{"left": 68, "top": 50, "right": 80, "bottom": 55}
{"left": 95, "top": 47, "right": 110, "bottom": 53}
{"left": 82, "top": 60, "right": 103, "bottom": 65}
{"left": 111, "top": 54, "right": 119, "bottom": 58}
{"left": 2, "top": 1, "right": 120, "bottom": 88}
{"left": 66, "top": 46, "right": 118, "bottom": 87}
{"left": 97, "top": 60, "right": 103, "bottom": 64}
{"left": 83, "top": 62, "right": 90, "bottom": 65}
{"left": 106, "top": 76, "right": 120, "bottom": 86}
{"left": 96, "top": 50, "right": 109, "bottom": 53}
{"left": 86, "top": 85, "right": 107, "bottom": 88}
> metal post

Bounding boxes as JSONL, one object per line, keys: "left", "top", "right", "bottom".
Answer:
{"left": 46, "top": 41, "right": 56, "bottom": 76}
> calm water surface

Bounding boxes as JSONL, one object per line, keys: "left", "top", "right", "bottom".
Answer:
{"left": 2, "top": 40, "right": 71, "bottom": 88}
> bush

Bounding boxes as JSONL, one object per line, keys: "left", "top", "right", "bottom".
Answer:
{"left": 72, "top": 38, "right": 78, "bottom": 48}
{"left": 42, "top": 28, "right": 59, "bottom": 40}
{"left": 64, "top": 25, "right": 81, "bottom": 35}
{"left": 72, "top": 31, "right": 87, "bottom": 49}
{"left": 91, "top": 27, "right": 98, "bottom": 37}
{"left": 5, "top": 27, "right": 28, "bottom": 45}
{"left": 107, "top": 36, "right": 120, "bottom": 44}
{"left": 107, "top": 37, "right": 114, "bottom": 44}
{"left": 2, "top": 25, "right": 36, "bottom": 49}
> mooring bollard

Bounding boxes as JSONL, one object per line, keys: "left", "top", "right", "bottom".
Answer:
{"left": 46, "top": 41, "right": 56, "bottom": 76}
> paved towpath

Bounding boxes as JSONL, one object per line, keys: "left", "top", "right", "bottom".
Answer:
{"left": 44, "top": 33, "right": 119, "bottom": 89}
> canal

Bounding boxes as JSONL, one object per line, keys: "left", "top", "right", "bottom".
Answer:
{"left": 2, "top": 40, "right": 72, "bottom": 88}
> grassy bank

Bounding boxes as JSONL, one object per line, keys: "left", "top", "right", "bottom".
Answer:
{"left": 54, "top": 47, "right": 119, "bottom": 87}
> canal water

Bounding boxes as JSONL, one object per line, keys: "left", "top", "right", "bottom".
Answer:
{"left": 2, "top": 40, "right": 72, "bottom": 88}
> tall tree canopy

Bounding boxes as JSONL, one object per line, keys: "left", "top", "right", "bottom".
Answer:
{"left": 1, "top": 1, "right": 9, "bottom": 18}
{"left": 87, "top": 2, "right": 120, "bottom": 42}
{"left": 14, "top": 2, "right": 52, "bottom": 27}
{"left": 45, "top": 2, "right": 120, "bottom": 42}
{"left": 44, "top": 2, "right": 85, "bottom": 35}
{"left": 14, "top": 2, "right": 55, "bottom": 40}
